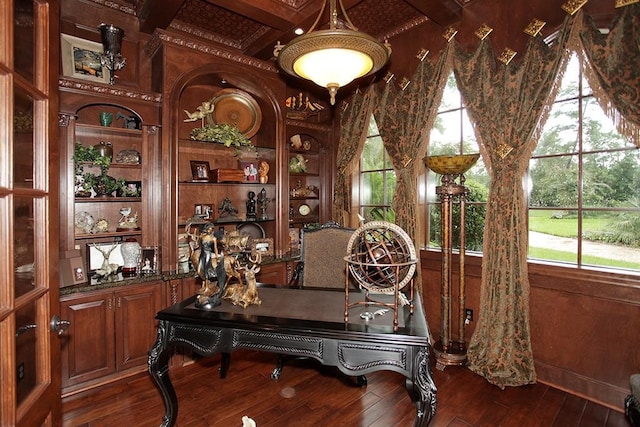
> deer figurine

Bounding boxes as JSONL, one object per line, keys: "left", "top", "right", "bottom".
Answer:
{"left": 222, "top": 252, "right": 262, "bottom": 308}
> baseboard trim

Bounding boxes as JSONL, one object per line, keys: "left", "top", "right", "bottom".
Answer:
{"left": 535, "top": 360, "right": 629, "bottom": 412}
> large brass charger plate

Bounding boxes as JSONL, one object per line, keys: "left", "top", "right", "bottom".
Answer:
{"left": 206, "top": 88, "right": 262, "bottom": 138}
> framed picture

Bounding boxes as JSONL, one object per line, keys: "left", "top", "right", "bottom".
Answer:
{"left": 251, "top": 238, "right": 274, "bottom": 257}
{"left": 239, "top": 161, "right": 259, "bottom": 182}
{"left": 117, "top": 180, "right": 142, "bottom": 197}
{"left": 87, "top": 242, "right": 124, "bottom": 274}
{"left": 139, "top": 246, "right": 159, "bottom": 274}
{"left": 288, "top": 227, "right": 300, "bottom": 251}
{"left": 190, "top": 160, "right": 211, "bottom": 182}
{"left": 60, "top": 34, "right": 110, "bottom": 84}
{"left": 202, "top": 204, "right": 214, "bottom": 220}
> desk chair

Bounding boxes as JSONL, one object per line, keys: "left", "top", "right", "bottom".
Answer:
{"left": 273, "top": 221, "right": 366, "bottom": 385}
{"left": 288, "top": 221, "right": 356, "bottom": 289}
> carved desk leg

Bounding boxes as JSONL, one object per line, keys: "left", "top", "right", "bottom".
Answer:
{"left": 406, "top": 346, "right": 437, "bottom": 427}
{"left": 148, "top": 321, "right": 178, "bottom": 427}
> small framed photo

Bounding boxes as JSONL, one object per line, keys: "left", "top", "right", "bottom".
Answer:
{"left": 118, "top": 180, "right": 142, "bottom": 197}
{"left": 194, "top": 204, "right": 203, "bottom": 216}
{"left": 288, "top": 227, "right": 300, "bottom": 251}
{"left": 251, "top": 238, "right": 274, "bottom": 257}
{"left": 60, "top": 34, "right": 110, "bottom": 84}
{"left": 202, "top": 204, "right": 214, "bottom": 220}
{"left": 190, "top": 160, "right": 211, "bottom": 182}
{"left": 239, "top": 161, "right": 259, "bottom": 182}
{"left": 139, "top": 246, "right": 159, "bottom": 274}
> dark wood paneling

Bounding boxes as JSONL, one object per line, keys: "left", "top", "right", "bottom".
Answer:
{"left": 421, "top": 250, "right": 640, "bottom": 410}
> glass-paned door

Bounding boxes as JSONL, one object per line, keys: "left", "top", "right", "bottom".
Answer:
{"left": 1, "top": 0, "right": 61, "bottom": 425}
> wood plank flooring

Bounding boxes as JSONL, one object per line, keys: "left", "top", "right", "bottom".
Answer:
{"left": 62, "top": 350, "right": 630, "bottom": 427}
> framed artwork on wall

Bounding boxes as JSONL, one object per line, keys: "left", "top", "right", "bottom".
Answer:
{"left": 60, "top": 34, "right": 110, "bottom": 84}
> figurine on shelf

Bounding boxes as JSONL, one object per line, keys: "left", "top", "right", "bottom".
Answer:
{"left": 258, "top": 160, "right": 269, "bottom": 184}
{"left": 257, "top": 188, "right": 271, "bottom": 221}
{"left": 117, "top": 207, "right": 140, "bottom": 231}
{"left": 190, "top": 224, "right": 227, "bottom": 309}
{"left": 183, "top": 100, "right": 214, "bottom": 127}
{"left": 91, "top": 242, "right": 119, "bottom": 280}
{"left": 218, "top": 197, "right": 239, "bottom": 220}
{"left": 246, "top": 191, "right": 257, "bottom": 220}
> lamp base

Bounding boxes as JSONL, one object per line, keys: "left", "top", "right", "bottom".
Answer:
{"left": 433, "top": 339, "right": 467, "bottom": 371}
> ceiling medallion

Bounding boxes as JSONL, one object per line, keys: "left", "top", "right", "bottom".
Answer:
{"left": 276, "top": 0, "right": 391, "bottom": 105}
{"left": 524, "top": 19, "right": 546, "bottom": 37}
{"left": 474, "top": 23, "right": 493, "bottom": 41}
{"left": 561, "top": 0, "right": 588, "bottom": 15}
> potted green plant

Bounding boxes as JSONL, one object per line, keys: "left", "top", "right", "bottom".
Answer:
{"left": 189, "top": 123, "right": 257, "bottom": 156}
{"left": 73, "top": 143, "right": 121, "bottom": 197}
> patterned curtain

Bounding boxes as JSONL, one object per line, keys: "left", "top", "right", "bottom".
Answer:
{"left": 374, "top": 45, "right": 453, "bottom": 242}
{"left": 452, "top": 16, "right": 576, "bottom": 388}
{"left": 579, "top": 4, "right": 640, "bottom": 147}
{"left": 333, "top": 86, "right": 377, "bottom": 225}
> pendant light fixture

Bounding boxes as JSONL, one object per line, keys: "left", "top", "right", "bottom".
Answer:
{"left": 276, "top": 0, "right": 391, "bottom": 105}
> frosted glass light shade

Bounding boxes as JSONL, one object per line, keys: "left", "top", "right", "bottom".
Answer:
{"left": 293, "top": 48, "right": 373, "bottom": 88}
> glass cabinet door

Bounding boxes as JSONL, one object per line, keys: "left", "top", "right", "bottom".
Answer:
{"left": 1, "top": 0, "right": 61, "bottom": 425}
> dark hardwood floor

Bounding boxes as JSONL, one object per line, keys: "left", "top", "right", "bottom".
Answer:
{"left": 62, "top": 350, "right": 630, "bottom": 427}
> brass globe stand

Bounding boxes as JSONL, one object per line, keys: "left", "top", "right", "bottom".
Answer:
{"left": 424, "top": 154, "right": 479, "bottom": 370}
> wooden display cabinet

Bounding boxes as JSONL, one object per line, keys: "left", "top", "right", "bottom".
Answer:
{"left": 175, "top": 83, "right": 278, "bottom": 265}
{"left": 59, "top": 282, "right": 162, "bottom": 395}
{"left": 286, "top": 121, "right": 332, "bottom": 239}
{"left": 59, "top": 87, "right": 162, "bottom": 280}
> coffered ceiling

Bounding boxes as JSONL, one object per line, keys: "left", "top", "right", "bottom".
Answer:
{"left": 132, "top": 0, "right": 470, "bottom": 61}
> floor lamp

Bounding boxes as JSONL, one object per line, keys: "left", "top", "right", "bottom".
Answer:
{"left": 424, "top": 154, "right": 479, "bottom": 370}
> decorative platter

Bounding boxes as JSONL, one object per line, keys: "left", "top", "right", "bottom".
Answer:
{"left": 236, "top": 222, "right": 266, "bottom": 240}
{"left": 206, "top": 88, "right": 262, "bottom": 138}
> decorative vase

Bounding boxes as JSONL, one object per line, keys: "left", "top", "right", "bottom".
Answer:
{"left": 99, "top": 112, "right": 113, "bottom": 127}
{"left": 120, "top": 238, "right": 141, "bottom": 276}
{"left": 94, "top": 141, "right": 113, "bottom": 159}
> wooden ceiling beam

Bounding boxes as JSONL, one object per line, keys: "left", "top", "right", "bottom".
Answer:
{"left": 204, "top": 0, "right": 322, "bottom": 31}
{"left": 404, "top": 0, "right": 462, "bottom": 26}
{"left": 137, "top": 0, "right": 187, "bottom": 33}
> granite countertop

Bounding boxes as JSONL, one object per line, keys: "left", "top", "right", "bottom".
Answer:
{"left": 60, "top": 253, "right": 300, "bottom": 296}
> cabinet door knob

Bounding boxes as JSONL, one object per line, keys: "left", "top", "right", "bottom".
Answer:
{"left": 50, "top": 315, "right": 71, "bottom": 336}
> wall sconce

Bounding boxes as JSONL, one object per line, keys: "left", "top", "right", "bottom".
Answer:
{"left": 99, "top": 24, "right": 126, "bottom": 85}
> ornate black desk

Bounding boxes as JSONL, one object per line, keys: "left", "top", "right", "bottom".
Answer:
{"left": 148, "top": 287, "right": 437, "bottom": 426}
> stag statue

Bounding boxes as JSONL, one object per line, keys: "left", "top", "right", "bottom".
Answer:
{"left": 92, "top": 242, "right": 120, "bottom": 279}
{"left": 221, "top": 252, "right": 262, "bottom": 308}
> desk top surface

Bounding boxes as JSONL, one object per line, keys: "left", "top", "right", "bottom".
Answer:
{"left": 157, "top": 287, "right": 430, "bottom": 345}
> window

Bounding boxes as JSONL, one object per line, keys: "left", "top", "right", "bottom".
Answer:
{"left": 528, "top": 53, "right": 640, "bottom": 271}
{"left": 425, "top": 73, "right": 488, "bottom": 251}
{"left": 358, "top": 116, "right": 396, "bottom": 222}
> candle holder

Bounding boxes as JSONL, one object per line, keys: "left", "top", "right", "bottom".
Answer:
{"left": 99, "top": 23, "right": 126, "bottom": 85}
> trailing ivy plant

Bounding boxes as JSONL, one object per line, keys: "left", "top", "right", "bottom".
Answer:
{"left": 190, "top": 123, "right": 257, "bottom": 157}
{"left": 73, "top": 143, "right": 123, "bottom": 196}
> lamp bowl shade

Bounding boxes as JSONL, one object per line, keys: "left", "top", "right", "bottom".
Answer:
{"left": 423, "top": 154, "right": 480, "bottom": 175}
